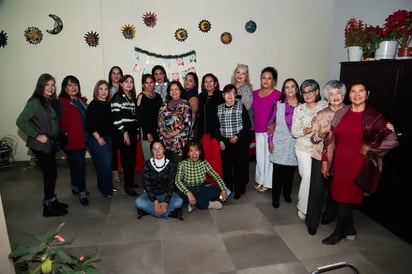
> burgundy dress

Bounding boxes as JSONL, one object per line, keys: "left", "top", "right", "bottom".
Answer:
{"left": 330, "top": 110, "right": 364, "bottom": 204}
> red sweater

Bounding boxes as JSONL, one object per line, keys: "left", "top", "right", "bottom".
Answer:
{"left": 59, "top": 97, "right": 88, "bottom": 150}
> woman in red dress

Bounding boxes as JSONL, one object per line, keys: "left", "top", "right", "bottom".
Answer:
{"left": 321, "top": 81, "right": 398, "bottom": 245}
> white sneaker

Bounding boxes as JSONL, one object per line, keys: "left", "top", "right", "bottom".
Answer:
{"left": 208, "top": 201, "right": 223, "bottom": 210}
{"left": 187, "top": 204, "right": 195, "bottom": 213}
{"left": 297, "top": 210, "right": 306, "bottom": 220}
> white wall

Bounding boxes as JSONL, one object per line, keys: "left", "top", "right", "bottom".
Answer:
{"left": 0, "top": 0, "right": 410, "bottom": 161}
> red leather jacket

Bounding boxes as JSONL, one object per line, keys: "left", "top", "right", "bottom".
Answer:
{"left": 59, "top": 97, "right": 88, "bottom": 150}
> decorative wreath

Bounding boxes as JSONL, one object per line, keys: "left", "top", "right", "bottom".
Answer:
{"left": 24, "top": 26, "right": 43, "bottom": 45}
{"left": 84, "top": 31, "right": 100, "bottom": 47}
{"left": 121, "top": 24, "right": 136, "bottom": 40}
{"left": 0, "top": 30, "right": 8, "bottom": 48}
{"left": 142, "top": 12, "right": 157, "bottom": 28}
{"left": 245, "top": 20, "right": 257, "bottom": 33}
{"left": 220, "top": 32, "right": 232, "bottom": 45}
{"left": 198, "top": 19, "right": 211, "bottom": 33}
{"left": 175, "top": 28, "right": 188, "bottom": 42}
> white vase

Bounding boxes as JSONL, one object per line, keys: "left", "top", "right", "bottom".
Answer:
{"left": 347, "top": 46, "right": 363, "bottom": 62}
{"left": 375, "top": 41, "right": 398, "bottom": 60}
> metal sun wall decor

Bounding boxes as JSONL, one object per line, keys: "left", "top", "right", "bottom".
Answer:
{"left": 121, "top": 24, "right": 136, "bottom": 40}
{"left": 198, "top": 19, "right": 211, "bottom": 33}
{"left": 245, "top": 20, "right": 257, "bottom": 33}
{"left": 84, "top": 31, "right": 100, "bottom": 47}
{"left": 175, "top": 28, "right": 188, "bottom": 42}
{"left": 142, "top": 12, "right": 157, "bottom": 28}
{"left": 24, "top": 26, "right": 43, "bottom": 45}
{"left": 0, "top": 30, "right": 8, "bottom": 47}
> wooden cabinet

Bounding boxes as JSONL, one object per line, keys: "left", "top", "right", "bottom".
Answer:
{"left": 340, "top": 60, "right": 412, "bottom": 244}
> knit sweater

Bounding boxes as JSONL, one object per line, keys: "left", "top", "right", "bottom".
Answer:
{"left": 175, "top": 159, "right": 226, "bottom": 194}
{"left": 143, "top": 158, "right": 175, "bottom": 203}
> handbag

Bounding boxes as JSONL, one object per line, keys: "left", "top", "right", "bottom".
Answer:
{"left": 54, "top": 127, "right": 68, "bottom": 152}
{"left": 353, "top": 153, "right": 381, "bottom": 194}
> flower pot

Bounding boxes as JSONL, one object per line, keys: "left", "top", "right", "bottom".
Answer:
{"left": 347, "top": 46, "right": 363, "bottom": 62}
{"left": 375, "top": 41, "right": 398, "bottom": 60}
{"left": 397, "top": 47, "right": 412, "bottom": 58}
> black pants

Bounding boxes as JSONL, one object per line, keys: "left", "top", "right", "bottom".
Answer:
{"left": 306, "top": 158, "right": 337, "bottom": 230}
{"left": 32, "top": 149, "right": 57, "bottom": 202}
{"left": 117, "top": 129, "right": 138, "bottom": 188}
{"left": 220, "top": 137, "right": 249, "bottom": 197}
{"left": 272, "top": 163, "right": 296, "bottom": 203}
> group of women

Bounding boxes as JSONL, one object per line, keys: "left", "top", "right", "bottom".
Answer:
{"left": 17, "top": 64, "right": 398, "bottom": 246}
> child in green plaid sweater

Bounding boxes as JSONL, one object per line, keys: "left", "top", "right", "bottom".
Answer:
{"left": 175, "top": 140, "right": 228, "bottom": 212}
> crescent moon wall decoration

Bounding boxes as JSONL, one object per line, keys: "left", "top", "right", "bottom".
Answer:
{"left": 46, "top": 14, "right": 63, "bottom": 35}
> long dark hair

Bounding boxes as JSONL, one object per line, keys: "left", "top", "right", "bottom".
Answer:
{"left": 201, "top": 73, "right": 220, "bottom": 94}
{"left": 29, "top": 73, "right": 57, "bottom": 108}
{"left": 59, "top": 75, "right": 83, "bottom": 99}
{"left": 118, "top": 74, "right": 137, "bottom": 98}
{"left": 279, "top": 78, "right": 300, "bottom": 103}
{"left": 108, "top": 66, "right": 123, "bottom": 87}
{"left": 185, "top": 72, "right": 199, "bottom": 91}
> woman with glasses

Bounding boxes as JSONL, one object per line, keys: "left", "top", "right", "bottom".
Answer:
{"left": 291, "top": 79, "right": 327, "bottom": 220}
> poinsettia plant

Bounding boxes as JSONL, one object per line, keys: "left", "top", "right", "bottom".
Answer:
{"left": 344, "top": 18, "right": 368, "bottom": 48}
{"left": 384, "top": 9, "right": 412, "bottom": 48}
{"left": 9, "top": 222, "right": 100, "bottom": 274}
{"left": 363, "top": 25, "right": 385, "bottom": 57}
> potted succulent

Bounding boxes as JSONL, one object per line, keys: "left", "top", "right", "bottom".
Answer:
{"left": 344, "top": 18, "right": 367, "bottom": 61}
{"left": 8, "top": 223, "right": 100, "bottom": 274}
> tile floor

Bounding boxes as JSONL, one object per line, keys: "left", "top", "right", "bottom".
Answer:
{"left": 1, "top": 159, "right": 412, "bottom": 274}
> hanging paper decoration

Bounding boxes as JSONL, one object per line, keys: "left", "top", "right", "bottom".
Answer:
{"left": 220, "top": 32, "right": 232, "bottom": 45}
{"left": 189, "top": 54, "right": 197, "bottom": 63}
{"left": 188, "top": 67, "right": 196, "bottom": 73}
{"left": 134, "top": 47, "right": 196, "bottom": 59}
{"left": 121, "top": 24, "right": 136, "bottom": 40}
{"left": 198, "top": 19, "right": 211, "bottom": 33}
{"left": 171, "top": 72, "right": 180, "bottom": 81}
{"left": 245, "top": 20, "right": 257, "bottom": 33}
{"left": 142, "top": 12, "right": 157, "bottom": 28}
{"left": 175, "top": 28, "right": 188, "bottom": 42}
{"left": 84, "top": 31, "right": 100, "bottom": 47}
{"left": 24, "top": 26, "right": 43, "bottom": 45}
{"left": 176, "top": 58, "right": 184, "bottom": 66}
{"left": 0, "top": 30, "right": 8, "bottom": 47}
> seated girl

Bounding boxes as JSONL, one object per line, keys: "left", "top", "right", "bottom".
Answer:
{"left": 135, "top": 140, "right": 183, "bottom": 219}
{"left": 175, "top": 140, "right": 228, "bottom": 212}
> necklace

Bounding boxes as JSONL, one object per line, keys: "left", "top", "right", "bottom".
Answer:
{"left": 151, "top": 157, "right": 167, "bottom": 169}
{"left": 144, "top": 91, "right": 155, "bottom": 99}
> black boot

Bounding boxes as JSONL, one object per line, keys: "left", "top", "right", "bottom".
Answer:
{"left": 43, "top": 203, "right": 68, "bottom": 217}
{"left": 52, "top": 199, "right": 68, "bottom": 209}
{"left": 168, "top": 208, "right": 184, "bottom": 221}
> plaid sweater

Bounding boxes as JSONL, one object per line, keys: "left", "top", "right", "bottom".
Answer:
{"left": 175, "top": 159, "right": 226, "bottom": 194}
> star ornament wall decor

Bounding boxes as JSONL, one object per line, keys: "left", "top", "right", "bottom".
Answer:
{"left": 0, "top": 30, "right": 8, "bottom": 47}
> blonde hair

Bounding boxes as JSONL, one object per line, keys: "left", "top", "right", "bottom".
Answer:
{"left": 231, "top": 63, "right": 251, "bottom": 87}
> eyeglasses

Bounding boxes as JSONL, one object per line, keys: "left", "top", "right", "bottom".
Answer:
{"left": 302, "top": 89, "right": 316, "bottom": 96}
{"left": 152, "top": 147, "right": 164, "bottom": 152}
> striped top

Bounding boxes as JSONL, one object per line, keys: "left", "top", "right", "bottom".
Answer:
{"left": 111, "top": 92, "right": 138, "bottom": 133}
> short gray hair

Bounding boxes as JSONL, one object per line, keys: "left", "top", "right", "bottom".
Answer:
{"left": 323, "top": 80, "right": 346, "bottom": 100}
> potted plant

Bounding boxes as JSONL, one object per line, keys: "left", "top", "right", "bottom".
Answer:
{"left": 9, "top": 222, "right": 100, "bottom": 273}
{"left": 344, "top": 18, "right": 367, "bottom": 61}
{"left": 363, "top": 25, "right": 384, "bottom": 60}
{"left": 384, "top": 9, "right": 412, "bottom": 57}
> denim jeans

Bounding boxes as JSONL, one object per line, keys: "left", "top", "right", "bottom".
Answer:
{"left": 177, "top": 183, "right": 221, "bottom": 209}
{"left": 63, "top": 148, "right": 87, "bottom": 197}
{"left": 87, "top": 135, "right": 113, "bottom": 196}
{"left": 135, "top": 193, "right": 183, "bottom": 218}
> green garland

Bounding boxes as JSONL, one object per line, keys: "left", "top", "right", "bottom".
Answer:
{"left": 134, "top": 46, "right": 196, "bottom": 59}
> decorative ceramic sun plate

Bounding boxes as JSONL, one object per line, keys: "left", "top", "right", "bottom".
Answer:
{"left": 84, "top": 31, "right": 100, "bottom": 47}
{"left": 245, "top": 20, "right": 257, "bottom": 33}
{"left": 199, "top": 19, "right": 211, "bottom": 33}
{"left": 24, "top": 26, "right": 43, "bottom": 45}
{"left": 142, "top": 12, "right": 157, "bottom": 28}
{"left": 121, "top": 24, "right": 136, "bottom": 40}
{"left": 220, "top": 32, "right": 232, "bottom": 44}
{"left": 0, "top": 30, "right": 8, "bottom": 47}
{"left": 175, "top": 28, "right": 188, "bottom": 42}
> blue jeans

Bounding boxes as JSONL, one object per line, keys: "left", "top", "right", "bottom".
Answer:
{"left": 87, "top": 136, "right": 113, "bottom": 196}
{"left": 63, "top": 148, "right": 87, "bottom": 197}
{"left": 135, "top": 193, "right": 183, "bottom": 218}
{"left": 177, "top": 183, "right": 221, "bottom": 209}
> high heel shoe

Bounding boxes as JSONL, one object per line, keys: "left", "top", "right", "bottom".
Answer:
{"left": 322, "top": 233, "right": 346, "bottom": 245}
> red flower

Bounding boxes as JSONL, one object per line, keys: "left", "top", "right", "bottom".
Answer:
{"left": 384, "top": 9, "right": 412, "bottom": 47}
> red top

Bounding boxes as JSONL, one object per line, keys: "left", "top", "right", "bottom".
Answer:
{"left": 59, "top": 97, "right": 87, "bottom": 150}
{"left": 330, "top": 110, "right": 364, "bottom": 204}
